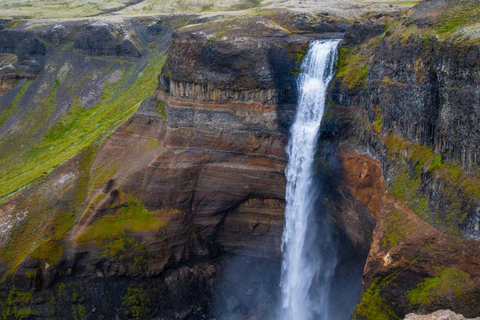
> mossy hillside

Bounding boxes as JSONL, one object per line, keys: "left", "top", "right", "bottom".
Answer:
{"left": 384, "top": 0, "right": 480, "bottom": 44}
{"left": 75, "top": 192, "right": 171, "bottom": 272}
{"left": 354, "top": 256, "right": 427, "bottom": 320}
{"left": 384, "top": 133, "right": 480, "bottom": 236}
{"left": 0, "top": 79, "right": 32, "bottom": 127}
{"left": 0, "top": 143, "right": 98, "bottom": 276}
{"left": 0, "top": 43, "right": 167, "bottom": 199}
{"left": 432, "top": 1, "right": 480, "bottom": 36}
{"left": 381, "top": 210, "right": 410, "bottom": 249}
{"left": 333, "top": 6, "right": 480, "bottom": 236}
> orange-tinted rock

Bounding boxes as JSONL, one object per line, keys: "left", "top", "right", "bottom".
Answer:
{"left": 336, "top": 148, "right": 480, "bottom": 318}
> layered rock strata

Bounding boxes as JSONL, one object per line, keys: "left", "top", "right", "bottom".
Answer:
{"left": 0, "top": 13, "right": 350, "bottom": 319}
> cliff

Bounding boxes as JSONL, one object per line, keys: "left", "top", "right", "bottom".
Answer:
{"left": 321, "top": 0, "right": 480, "bottom": 318}
{"left": 1, "top": 0, "right": 480, "bottom": 319}
{"left": 0, "top": 12, "right": 351, "bottom": 319}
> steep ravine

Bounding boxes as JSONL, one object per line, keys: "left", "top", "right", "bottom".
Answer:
{"left": 0, "top": 1, "right": 479, "bottom": 319}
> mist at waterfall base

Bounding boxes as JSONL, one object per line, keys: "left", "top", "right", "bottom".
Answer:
{"left": 215, "top": 40, "right": 363, "bottom": 320}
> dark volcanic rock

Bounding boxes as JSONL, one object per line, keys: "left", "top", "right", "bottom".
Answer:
{"left": 16, "top": 37, "right": 46, "bottom": 61}
{"left": 74, "top": 22, "right": 142, "bottom": 57}
{"left": 41, "top": 24, "right": 71, "bottom": 46}
{"left": 342, "top": 19, "right": 386, "bottom": 46}
{"left": 74, "top": 23, "right": 118, "bottom": 56}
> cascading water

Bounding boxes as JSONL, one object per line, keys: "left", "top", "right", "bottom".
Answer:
{"left": 280, "top": 39, "right": 340, "bottom": 320}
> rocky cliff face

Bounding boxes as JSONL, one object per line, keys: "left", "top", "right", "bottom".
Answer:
{"left": 320, "top": 0, "right": 480, "bottom": 318}
{"left": 0, "top": 12, "right": 351, "bottom": 319}
{"left": 1, "top": 1, "right": 480, "bottom": 319}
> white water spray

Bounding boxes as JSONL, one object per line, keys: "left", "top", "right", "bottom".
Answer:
{"left": 280, "top": 40, "right": 340, "bottom": 320}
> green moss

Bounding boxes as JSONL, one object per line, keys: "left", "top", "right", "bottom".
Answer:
{"left": 429, "top": 155, "right": 442, "bottom": 172}
{"left": 0, "top": 53, "right": 167, "bottom": 199}
{"left": 384, "top": 133, "right": 480, "bottom": 235}
{"left": 382, "top": 210, "right": 408, "bottom": 248}
{"left": 25, "top": 269, "right": 37, "bottom": 279}
{"left": 434, "top": 2, "right": 480, "bottom": 35}
{"left": 71, "top": 288, "right": 86, "bottom": 320}
{"left": 390, "top": 170, "right": 421, "bottom": 203}
{"left": 407, "top": 267, "right": 473, "bottom": 306}
{"left": 0, "top": 80, "right": 32, "bottom": 127}
{"left": 75, "top": 194, "right": 165, "bottom": 244}
{"left": 0, "top": 289, "right": 36, "bottom": 320}
{"left": 291, "top": 45, "right": 308, "bottom": 75}
{"left": 0, "top": 144, "right": 98, "bottom": 275}
{"left": 102, "top": 234, "right": 157, "bottom": 273}
{"left": 336, "top": 48, "right": 369, "bottom": 90}
{"left": 102, "top": 235, "right": 144, "bottom": 257}
{"left": 355, "top": 283, "right": 400, "bottom": 320}
{"left": 88, "top": 163, "right": 119, "bottom": 197}
{"left": 157, "top": 100, "right": 167, "bottom": 122}
{"left": 400, "top": 23, "right": 419, "bottom": 42}
{"left": 122, "top": 286, "right": 151, "bottom": 320}
{"left": 373, "top": 112, "right": 382, "bottom": 133}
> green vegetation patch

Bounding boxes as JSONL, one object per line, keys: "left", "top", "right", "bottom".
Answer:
{"left": 384, "top": 0, "right": 480, "bottom": 43}
{"left": 355, "top": 282, "right": 400, "bottom": 320}
{"left": 75, "top": 194, "right": 165, "bottom": 244}
{"left": 290, "top": 44, "right": 308, "bottom": 75}
{"left": 434, "top": 1, "right": 480, "bottom": 35}
{"left": 336, "top": 47, "right": 369, "bottom": 90}
{"left": 0, "top": 144, "right": 98, "bottom": 275}
{"left": 157, "top": 100, "right": 167, "bottom": 122}
{"left": 382, "top": 210, "right": 409, "bottom": 248}
{"left": 122, "top": 285, "right": 151, "bottom": 320}
{"left": 384, "top": 133, "right": 480, "bottom": 235}
{"left": 0, "top": 52, "right": 167, "bottom": 199}
{"left": 373, "top": 106, "right": 383, "bottom": 133}
{"left": 407, "top": 267, "right": 474, "bottom": 307}
{"left": 0, "top": 289, "right": 36, "bottom": 320}
{"left": 0, "top": 79, "right": 31, "bottom": 127}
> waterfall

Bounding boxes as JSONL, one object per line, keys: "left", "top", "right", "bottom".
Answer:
{"left": 280, "top": 39, "right": 340, "bottom": 320}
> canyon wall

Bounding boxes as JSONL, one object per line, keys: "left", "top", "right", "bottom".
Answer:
{"left": 0, "top": 13, "right": 350, "bottom": 319}
{"left": 1, "top": 1, "right": 480, "bottom": 319}
{"left": 321, "top": 0, "right": 480, "bottom": 318}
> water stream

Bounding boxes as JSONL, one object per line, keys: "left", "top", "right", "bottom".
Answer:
{"left": 280, "top": 39, "right": 340, "bottom": 320}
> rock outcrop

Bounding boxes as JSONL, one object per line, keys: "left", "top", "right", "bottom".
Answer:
{"left": 405, "top": 310, "right": 480, "bottom": 320}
